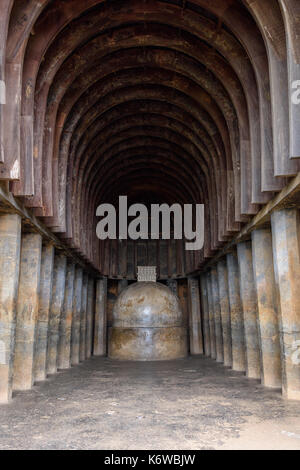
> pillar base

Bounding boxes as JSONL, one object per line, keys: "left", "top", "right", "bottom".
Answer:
{"left": 108, "top": 327, "right": 188, "bottom": 361}
{"left": 283, "top": 389, "right": 300, "bottom": 401}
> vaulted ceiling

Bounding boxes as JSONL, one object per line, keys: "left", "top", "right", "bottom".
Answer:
{"left": 1, "top": 0, "right": 299, "bottom": 273}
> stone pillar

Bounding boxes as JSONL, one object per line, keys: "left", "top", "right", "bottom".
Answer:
{"left": 188, "top": 277, "right": 203, "bottom": 355}
{"left": 85, "top": 277, "right": 95, "bottom": 359}
{"left": 206, "top": 271, "right": 216, "bottom": 360}
{"left": 226, "top": 251, "right": 246, "bottom": 372}
{"left": 46, "top": 253, "right": 67, "bottom": 375}
{"left": 0, "top": 214, "right": 21, "bottom": 403}
{"left": 211, "top": 267, "right": 224, "bottom": 363}
{"left": 79, "top": 273, "right": 88, "bottom": 362}
{"left": 93, "top": 278, "right": 107, "bottom": 356}
{"left": 271, "top": 209, "right": 300, "bottom": 400}
{"left": 200, "top": 274, "right": 211, "bottom": 357}
{"left": 252, "top": 228, "right": 282, "bottom": 388}
{"left": 118, "top": 279, "right": 128, "bottom": 295}
{"left": 217, "top": 259, "right": 232, "bottom": 367}
{"left": 34, "top": 243, "right": 54, "bottom": 382}
{"left": 237, "top": 242, "right": 261, "bottom": 380}
{"left": 167, "top": 279, "right": 178, "bottom": 296}
{"left": 13, "top": 232, "right": 42, "bottom": 391}
{"left": 57, "top": 262, "right": 75, "bottom": 370}
{"left": 71, "top": 267, "right": 83, "bottom": 365}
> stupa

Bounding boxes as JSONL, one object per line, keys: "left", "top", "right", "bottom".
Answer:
{"left": 108, "top": 282, "right": 188, "bottom": 360}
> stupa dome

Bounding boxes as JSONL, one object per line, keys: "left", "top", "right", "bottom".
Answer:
{"left": 108, "top": 282, "right": 188, "bottom": 361}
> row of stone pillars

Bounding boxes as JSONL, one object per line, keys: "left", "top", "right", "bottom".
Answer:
{"left": 192, "top": 208, "right": 300, "bottom": 401}
{"left": 0, "top": 213, "right": 107, "bottom": 404}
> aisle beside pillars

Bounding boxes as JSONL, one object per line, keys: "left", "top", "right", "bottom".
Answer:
{"left": 47, "top": 254, "right": 67, "bottom": 375}
{"left": 200, "top": 274, "right": 211, "bottom": 357}
{"left": 34, "top": 243, "right": 54, "bottom": 382}
{"left": 226, "top": 251, "right": 246, "bottom": 372}
{"left": 217, "top": 259, "right": 232, "bottom": 368}
{"left": 271, "top": 208, "right": 300, "bottom": 400}
{"left": 187, "top": 277, "right": 203, "bottom": 355}
{"left": 94, "top": 278, "right": 107, "bottom": 356}
{"left": 71, "top": 267, "right": 83, "bottom": 365}
{"left": 252, "top": 228, "right": 282, "bottom": 388}
{"left": 57, "top": 262, "right": 75, "bottom": 370}
{"left": 80, "top": 273, "right": 88, "bottom": 362}
{"left": 237, "top": 242, "right": 261, "bottom": 380}
{"left": 0, "top": 214, "right": 21, "bottom": 403}
{"left": 13, "top": 233, "right": 42, "bottom": 391}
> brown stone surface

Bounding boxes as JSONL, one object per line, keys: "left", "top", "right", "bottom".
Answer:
{"left": 200, "top": 274, "right": 211, "bottom": 357}
{"left": 271, "top": 209, "right": 300, "bottom": 400}
{"left": 85, "top": 277, "right": 95, "bottom": 359}
{"left": 2, "top": 0, "right": 300, "bottom": 276}
{"left": 46, "top": 254, "right": 67, "bottom": 375}
{"left": 70, "top": 267, "right": 83, "bottom": 366}
{"left": 187, "top": 278, "right": 203, "bottom": 356}
{"left": 226, "top": 251, "right": 246, "bottom": 373}
{"left": 34, "top": 243, "right": 54, "bottom": 382}
{"left": 206, "top": 271, "right": 216, "bottom": 360}
{"left": 252, "top": 228, "right": 282, "bottom": 388}
{"left": 13, "top": 233, "right": 42, "bottom": 391}
{"left": 57, "top": 262, "right": 75, "bottom": 370}
{"left": 211, "top": 267, "right": 224, "bottom": 364}
{"left": 217, "top": 259, "right": 232, "bottom": 368}
{"left": 79, "top": 273, "right": 88, "bottom": 362}
{"left": 0, "top": 214, "right": 21, "bottom": 403}
{"left": 93, "top": 278, "right": 107, "bottom": 356}
{"left": 108, "top": 282, "right": 188, "bottom": 360}
{"left": 237, "top": 242, "right": 261, "bottom": 380}
{"left": 109, "top": 327, "right": 188, "bottom": 361}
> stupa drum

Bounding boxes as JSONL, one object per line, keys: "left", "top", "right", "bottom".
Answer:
{"left": 108, "top": 282, "right": 188, "bottom": 360}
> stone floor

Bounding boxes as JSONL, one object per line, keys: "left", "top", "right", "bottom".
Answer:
{"left": 1, "top": 356, "right": 300, "bottom": 450}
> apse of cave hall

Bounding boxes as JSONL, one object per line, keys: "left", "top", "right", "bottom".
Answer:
{"left": 0, "top": 0, "right": 300, "bottom": 451}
